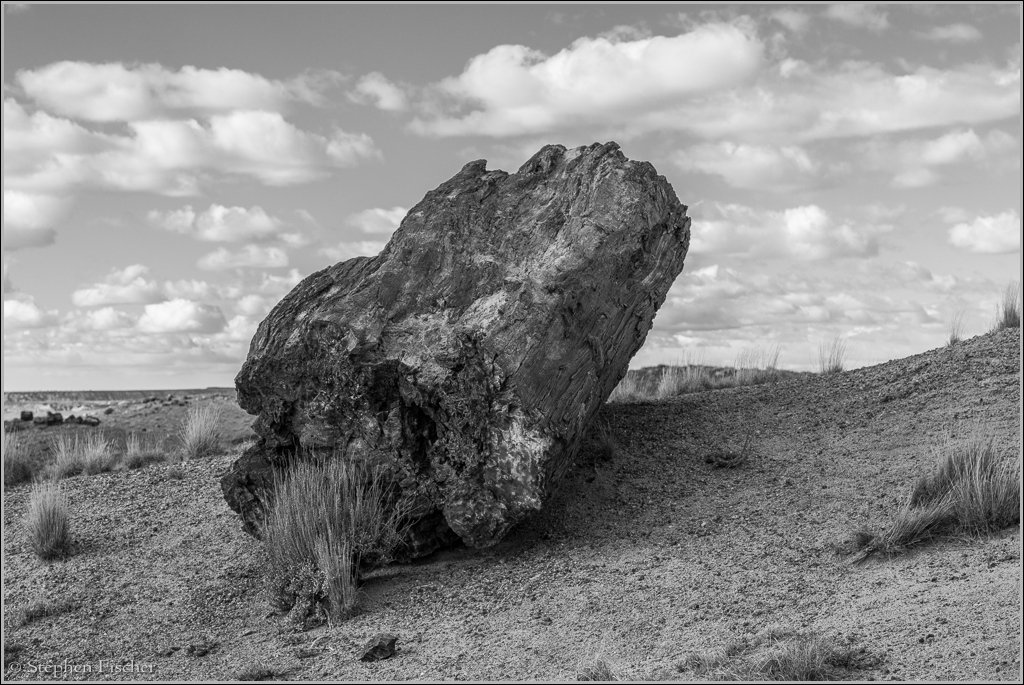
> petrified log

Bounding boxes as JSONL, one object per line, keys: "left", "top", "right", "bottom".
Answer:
{"left": 221, "top": 142, "right": 690, "bottom": 556}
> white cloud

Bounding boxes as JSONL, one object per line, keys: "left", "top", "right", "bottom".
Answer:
{"left": 148, "top": 204, "right": 283, "bottom": 242}
{"left": 948, "top": 211, "right": 1021, "bottom": 254}
{"left": 15, "top": 62, "right": 334, "bottom": 122}
{"left": 4, "top": 98, "right": 380, "bottom": 196}
{"left": 218, "top": 268, "right": 304, "bottom": 300}
{"left": 163, "top": 279, "right": 215, "bottom": 300}
{"left": 861, "top": 128, "right": 1020, "bottom": 188}
{"left": 71, "top": 264, "right": 165, "bottom": 306}
{"left": 772, "top": 9, "right": 810, "bottom": 33}
{"left": 350, "top": 72, "right": 409, "bottom": 111}
{"left": 2, "top": 190, "right": 70, "bottom": 250}
{"left": 691, "top": 203, "right": 885, "bottom": 261}
{"left": 319, "top": 240, "right": 388, "bottom": 262}
{"left": 411, "top": 22, "right": 764, "bottom": 137}
{"left": 72, "top": 307, "right": 136, "bottom": 331}
{"left": 674, "top": 142, "right": 823, "bottom": 190}
{"left": 234, "top": 294, "right": 278, "bottom": 319}
{"left": 137, "top": 299, "right": 227, "bottom": 334}
{"left": 197, "top": 244, "right": 289, "bottom": 270}
{"left": 826, "top": 4, "right": 889, "bottom": 32}
{"left": 3, "top": 297, "right": 58, "bottom": 329}
{"left": 919, "top": 23, "right": 982, "bottom": 43}
{"left": 345, "top": 206, "right": 408, "bottom": 235}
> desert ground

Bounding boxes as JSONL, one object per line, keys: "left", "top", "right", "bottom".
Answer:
{"left": 2, "top": 328, "right": 1020, "bottom": 681}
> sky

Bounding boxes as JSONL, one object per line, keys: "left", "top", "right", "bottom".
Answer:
{"left": 2, "top": 3, "right": 1021, "bottom": 391}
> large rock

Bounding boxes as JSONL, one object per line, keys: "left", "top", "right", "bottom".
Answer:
{"left": 221, "top": 142, "right": 690, "bottom": 556}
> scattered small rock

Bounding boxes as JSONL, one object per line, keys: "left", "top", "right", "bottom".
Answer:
{"left": 104, "top": 407, "right": 115, "bottom": 415}
{"left": 81, "top": 415, "right": 101, "bottom": 427}
{"left": 20, "top": 411, "right": 33, "bottom": 422}
{"left": 185, "top": 641, "right": 218, "bottom": 657}
{"left": 359, "top": 633, "right": 398, "bottom": 662}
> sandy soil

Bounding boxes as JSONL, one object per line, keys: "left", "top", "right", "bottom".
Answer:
{"left": 2, "top": 329, "right": 1020, "bottom": 681}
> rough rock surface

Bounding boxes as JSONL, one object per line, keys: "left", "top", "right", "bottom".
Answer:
{"left": 221, "top": 142, "right": 690, "bottom": 555}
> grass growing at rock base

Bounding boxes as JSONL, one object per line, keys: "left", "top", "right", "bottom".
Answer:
{"left": 853, "top": 433, "right": 1020, "bottom": 560}
{"left": 28, "top": 480, "right": 72, "bottom": 561}
{"left": 263, "top": 456, "right": 410, "bottom": 622}
{"left": 817, "top": 337, "right": 847, "bottom": 375}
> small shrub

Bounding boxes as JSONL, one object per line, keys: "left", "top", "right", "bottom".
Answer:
{"left": 264, "top": 457, "right": 411, "bottom": 622}
{"left": 178, "top": 402, "right": 222, "bottom": 460}
{"left": 817, "top": 337, "right": 847, "bottom": 374}
{"left": 993, "top": 281, "right": 1021, "bottom": 331}
{"left": 28, "top": 480, "right": 72, "bottom": 560}
{"left": 166, "top": 464, "right": 186, "bottom": 481}
{"left": 18, "top": 598, "right": 78, "bottom": 626}
{"left": 947, "top": 308, "right": 966, "bottom": 346}
{"left": 4, "top": 431, "right": 36, "bottom": 487}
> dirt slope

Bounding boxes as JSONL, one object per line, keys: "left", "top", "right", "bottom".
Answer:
{"left": 2, "top": 329, "right": 1020, "bottom": 681}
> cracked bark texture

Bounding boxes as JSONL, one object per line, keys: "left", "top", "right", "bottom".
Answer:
{"left": 221, "top": 141, "right": 691, "bottom": 557}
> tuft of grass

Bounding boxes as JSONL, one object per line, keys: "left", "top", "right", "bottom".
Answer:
{"left": 49, "top": 431, "right": 84, "bottom": 479}
{"left": 17, "top": 598, "right": 78, "bottom": 626}
{"left": 123, "top": 432, "right": 166, "bottom": 470}
{"left": 4, "top": 431, "right": 37, "bottom": 487}
{"left": 680, "top": 630, "right": 866, "bottom": 681}
{"left": 263, "top": 457, "right": 411, "bottom": 622}
{"left": 817, "top": 337, "right": 847, "bottom": 374}
{"left": 856, "top": 433, "right": 1019, "bottom": 560}
{"left": 178, "top": 402, "right": 222, "bottom": 460}
{"left": 577, "top": 656, "right": 628, "bottom": 681}
{"left": 28, "top": 480, "right": 72, "bottom": 561}
{"left": 992, "top": 281, "right": 1021, "bottom": 331}
{"left": 947, "top": 308, "right": 966, "bottom": 347}
{"left": 81, "top": 432, "right": 117, "bottom": 475}
{"left": 734, "top": 344, "right": 781, "bottom": 387}
{"left": 236, "top": 663, "right": 278, "bottom": 681}
{"left": 607, "top": 372, "right": 646, "bottom": 403}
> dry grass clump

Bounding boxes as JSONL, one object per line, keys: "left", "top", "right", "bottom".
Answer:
{"left": 81, "top": 432, "right": 117, "bottom": 475}
{"left": 4, "top": 431, "right": 38, "bottom": 487}
{"left": 236, "top": 662, "right": 279, "bottom": 681}
{"left": 123, "top": 432, "right": 166, "bottom": 470}
{"left": 817, "top": 337, "right": 847, "bottom": 374}
{"left": 264, "top": 456, "right": 411, "bottom": 623}
{"left": 606, "top": 373, "right": 646, "bottom": 403}
{"left": 28, "top": 480, "right": 72, "bottom": 561}
{"left": 48, "top": 431, "right": 118, "bottom": 478}
{"left": 178, "top": 402, "right": 222, "bottom": 460}
{"left": 17, "top": 598, "right": 79, "bottom": 627}
{"left": 678, "top": 629, "right": 865, "bottom": 681}
{"left": 853, "top": 433, "right": 1019, "bottom": 560}
{"left": 576, "top": 655, "right": 629, "bottom": 681}
{"left": 992, "top": 281, "right": 1021, "bottom": 331}
{"left": 947, "top": 308, "right": 966, "bottom": 347}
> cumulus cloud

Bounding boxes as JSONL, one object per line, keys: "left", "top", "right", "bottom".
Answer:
{"left": 3, "top": 297, "right": 59, "bottom": 329}
{"left": 15, "top": 62, "right": 336, "bottom": 122}
{"left": 319, "top": 240, "right": 388, "bottom": 262}
{"left": 405, "top": 25, "right": 1018, "bottom": 144}
{"left": 148, "top": 204, "right": 284, "bottom": 242}
{"left": 345, "top": 206, "right": 408, "bottom": 235}
{"left": 826, "top": 3, "right": 889, "bottom": 32}
{"left": 137, "top": 299, "right": 227, "bottom": 334}
{"left": 691, "top": 203, "right": 885, "bottom": 261}
{"left": 2, "top": 190, "right": 71, "bottom": 250}
{"left": 4, "top": 98, "right": 380, "bottom": 196}
{"left": 772, "top": 9, "right": 811, "bottom": 32}
{"left": 411, "top": 22, "right": 764, "bottom": 137}
{"left": 71, "top": 307, "right": 137, "bottom": 331}
{"left": 948, "top": 211, "right": 1021, "bottom": 254}
{"left": 674, "top": 142, "right": 825, "bottom": 190}
{"left": 919, "top": 23, "right": 982, "bottom": 43}
{"left": 72, "top": 264, "right": 165, "bottom": 306}
{"left": 197, "top": 244, "right": 289, "bottom": 270}
{"left": 349, "top": 72, "right": 409, "bottom": 111}
{"left": 860, "top": 128, "right": 1020, "bottom": 188}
